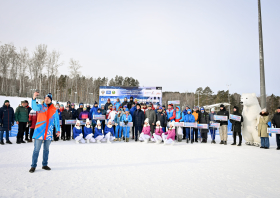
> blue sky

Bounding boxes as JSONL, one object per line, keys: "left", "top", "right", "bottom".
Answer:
{"left": 0, "top": 0, "right": 279, "bottom": 95}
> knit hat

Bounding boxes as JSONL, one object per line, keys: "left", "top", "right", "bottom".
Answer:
{"left": 119, "top": 108, "right": 123, "bottom": 111}
{"left": 201, "top": 107, "right": 205, "bottom": 111}
{"left": 211, "top": 108, "right": 215, "bottom": 112}
{"left": 136, "top": 103, "right": 141, "bottom": 107}
{"left": 107, "top": 98, "right": 110, "bottom": 101}
{"left": 97, "top": 108, "right": 101, "bottom": 111}
{"left": 25, "top": 100, "right": 29, "bottom": 104}
{"left": 220, "top": 104, "right": 224, "bottom": 108}
{"left": 79, "top": 103, "right": 84, "bottom": 107}
{"left": 71, "top": 103, "right": 75, "bottom": 106}
{"left": 125, "top": 108, "right": 129, "bottom": 112}
{"left": 130, "top": 96, "right": 133, "bottom": 99}
{"left": 60, "top": 104, "right": 64, "bottom": 107}
{"left": 4, "top": 100, "right": 9, "bottom": 103}
{"left": 97, "top": 120, "right": 101, "bottom": 125}
{"left": 148, "top": 104, "right": 152, "bottom": 107}
{"left": 75, "top": 120, "right": 80, "bottom": 126}
{"left": 144, "top": 118, "right": 149, "bottom": 124}
{"left": 45, "top": 93, "right": 52, "bottom": 101}
{"left": 156, "top": 120, "right": 161, "bottom": 126}
{"left": 162, "top": 105, "right": 165, "bottom": 108}
{"left": 169, "top": 121, "right": 175, "bottom": 128}
{"left": 124, "top": 105, "right": 127, "bottom": 108}
{"left": 159, "top": 107, "right": 163, "bottom": 110}
{"left": 86, "top": 118, "right": 90, "bottom": 125}
{"left": 94, "top": 101, "right": 98, "bottom": 105}
{"left": 261, "top": 108, "right": 267, "bottom": 112}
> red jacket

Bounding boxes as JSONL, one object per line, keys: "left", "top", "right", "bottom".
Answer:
{"left": 29, "top": 110, "right": 38, "bottom": 129}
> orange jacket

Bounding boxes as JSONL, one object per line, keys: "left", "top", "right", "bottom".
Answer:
{"left": 192, "top": 111, "right": 199, "bottom": 123}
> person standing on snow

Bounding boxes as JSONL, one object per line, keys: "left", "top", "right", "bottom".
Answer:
{"left": 180, "top": 109, "right": 195, "bottom": 143}
{"left": 133, "top": 104, "right": 144, "bottom": 141}
{"left": 217, "top": 104, "right": 229, "bottom": 145}
{"left": 198, "top": 107, "right": 210, "bottom": 143}
{"left": 24, "top": 100, "right": 32, "bottom": 141}
{"left": 90, "top": 101, "right": 99, "bottom": 119}
{"left": 114, "top": 98, "right": 122, "bottom": 111}
{"left": 28, "top": 109, "right": 38, "bottom": 143}
{"left": 127, "top": 96, "right": 135, "bottom": 110}
{"left": 61, "top": 105, "right": 72, "bottom": 141}
{"left": 258, "top": 109, "right": 270, "bottom": 149}
{"left": 29, "top": 92, "right": 60, "bottom": 173}
{"left": 145, "top": 104, "right": 156, "bottom": 136}
{"left": 192, "top": 106, "right": 200, "bottom": 142}
{"left": 272, "top": 107, "right": 280, "bottom": 150}
{"left": 209, "top": 108, "right": 217, "bottom": 144}
{"left": 15, "top": 100, "right": 29, "bottom": 144}
{"left": 166, "top": 104, "right": 176, "bottom": 122}
{"left": 121, "top": 97, "right": 128, "bottom": 108}
{"left": 0, "top": 100, "right": 15, "bottom": 145}
{"left": 156, "top": 107, "right": 167, "bottom": 132}
{"left": 230, "top": 106, "right": 243, "bottom": 146}
{"left": 104, "top": 99, "right": 112, "bottom": 111}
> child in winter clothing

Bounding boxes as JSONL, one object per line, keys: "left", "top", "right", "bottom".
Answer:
{"left": 152, "top": 121, "right": 163, "bottom": 144}
{"left": 258, "top": 109, "right": 270, "bottom": 149}
{"left": 162, "top": 121, "right": 176, "bottom": 145}
{"left": 84, "top": 119, "right": 95, "bottom": 143}
{"left": 94, "top": 120, "right": 104, "bottom": 143}
{"left": 121, "top": 108, "right": 132, "bottom": 142}
{"left": 114, "top": 109, "right": 123, "bottom": 141}
{"left": 103, "top": 120, "right": 115, "bottom": 143}
{"left": 139, "top": 118, "right": 151, "bottom": 143}
{"left": 73, "top": 120, "right": 85, "bottom": 144}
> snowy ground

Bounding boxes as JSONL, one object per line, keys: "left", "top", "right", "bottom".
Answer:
{"left": 1, "top": 135, "right": 280, "bottom": 198}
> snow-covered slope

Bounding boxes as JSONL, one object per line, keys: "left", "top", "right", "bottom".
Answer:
{"left": 0, "top": 135, "right": 279, "bottom": 198}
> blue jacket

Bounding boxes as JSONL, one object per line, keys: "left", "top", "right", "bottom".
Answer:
{"left": 70, "top": 108, "right": 78, "bottom": 119}
{"left": 73, "top": 127, "right": 83, "bottom": 138}
{"left": 94, "top": 127, "right": 103, "bottom": 138}
{"left": 104, "top": 125, "right": 115, "bottom": 136}
{"left": 84, "top": 126, "right": 93, "bottom": 136}
{"left": 133, "top": 109, "right": 144, "bottom": 127}
{"left": 166, "top": 109, "right": 176, "bottom": 121}
{"left": 181, "top": 109, "right": 195, "bottom": 122}
{"left": 0, "top": 104, "right": 15, "bottom": 131}
{"left": 114, "top": 114, "right": 123, "bottom": 125}
{"left": 175, "top": 106, "right": 182, "bottom": 121}
{"left": 57, "top": 109, "right": 62, "bottom": 120}
{"left": 114, "top": 102, "right": 121, "bottom": 111}
{"left": 121, "top": 114, "right": 132, "bottom": 122}
{"left": 130, "top": 106, "right": 136, "bottom": 118}
{"left": 90, "top": 106, "right": 98, "bottom": 119}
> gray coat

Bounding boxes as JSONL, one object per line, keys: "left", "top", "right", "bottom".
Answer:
{"left": 145, "top": 109, "right": 156, "bottom": 125}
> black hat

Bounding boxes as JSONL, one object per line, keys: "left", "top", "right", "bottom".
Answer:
{"left": 130, "top": 96, "right": 133, "bottom": 99}
{"left": 25, "top": 100, "right": 29, "bottom": 104}
{"left": 220, "top": 104, "right": 224, "bottom": 107}
{"left": 233, "top": 106, "right": 238, "bottom": 109}
{"left": 136, "top": 103, "right": 141, "bottom": 107}
{"left": 162, "top": 105, "right": 165, "bottom": 108}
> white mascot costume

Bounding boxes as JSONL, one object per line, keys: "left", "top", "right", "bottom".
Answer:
{"left": 240, "top": 93, "right": 261, "bottom": 146}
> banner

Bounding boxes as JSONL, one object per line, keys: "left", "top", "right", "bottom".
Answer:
{"left": 120, "top": 122, "right": 133, "bottom": 127}
{"left": 197, "top": 124, "right": 209, "bottom": 129}
{"left": 99, "top": 86, "right": 162, "bottom": 107}
{"left": 210, "top": 123, "right": 220, "bottom": 128}
{"left": 184, "top": 122, "right": 197, "bottom": 128}
{"left": 267, "top": 128, "right": 280, "bottom": 134}
{"left": 230, "top": 114, "right": 241, "bottom": 122}
{"left": 167, "top": 122, "right": 184, "bottom": 127}
{"left": 65, "top": 120, "right": 92, "bottom": 125}
{"left": 214, "top": 115, "right": 228, "bottom": 121}
{"left": 168, "top": 100, "right": 180, "bottom": 105}
{"left": 105, "top": 120, "right": 115, "bottom": 125}
{"left": 92, "top": 115, "right": 106, "bottom": 120}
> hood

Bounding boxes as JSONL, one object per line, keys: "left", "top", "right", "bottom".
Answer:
{"left": 2, "top": 103, "right": 10, "bottom": 108}
{"left": 176, "top": 106, "right": 181, "bottom": 112}
{"left": 187, "top": 109, "right": 192, "bottom": 114}
{"left": 233, "top": 106, "right": 239, "bottom": 114}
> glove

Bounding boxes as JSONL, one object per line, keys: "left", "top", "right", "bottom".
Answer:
{"left": 28, "top": 121, "right": 32, "bottom": 127}
{"left": 124, "top": 121, "right": 128, "bottom": 125}
{"left": 11, "top": 122, "right": 14, "bottom": 127}
{"left": 79, "top": 133, "right": 83, "bottom": 137}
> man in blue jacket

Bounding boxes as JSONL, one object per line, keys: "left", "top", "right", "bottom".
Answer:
{"left": 133, "top": 104, "right": 144, "bottom": 141}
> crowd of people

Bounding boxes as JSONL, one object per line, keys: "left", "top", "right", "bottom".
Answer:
{"left": 1, "top": 95, "right": 280, "bottom": 150}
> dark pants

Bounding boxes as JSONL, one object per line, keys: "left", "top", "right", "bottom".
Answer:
{"left": 53, "top": 127, "right": 59, "bottom": 141}
{"left": 65, "top": 125, "right": 71, "bottom": 139}
{"left": 233, "top": 131, "right": 242, "bottom": 144}
{"left": 17, "top": 122, "right": 27, "bottom": 141}
{"left": 25, "top": 126, "right": 30, "bottom": 140}
{"left": 0, "top": 130, "right": 9, "bottom": 141}
{"left": 30, "top": 128, "right": 35, "bottom": 139}
{"left": 193, "top": 128, "right": 198, "bottom": 141}
{"left": 201, "top": 132, "right": 208, "bottom": 142}
{"left": 61, "top": 124, "right": 65, "bottom": 139}
{"left": 150, "top": 124, "right": 155, "bottom": 135}
{"left": 135, "top": 126, "right": 143, "bottom": 140}
{"left": 276, "top": 134, "right": 280, "bottom": 148}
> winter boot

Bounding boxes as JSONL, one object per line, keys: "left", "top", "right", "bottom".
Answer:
{"left": 87, "top": 139, "right": 90, "bottom": 144}
{"left": 6, "top": 140, "right": 12, "bottom": 144}
{"left": 219, "top": 141, "right": 224, "bottom": 144}
{"left": 29, "top": 167, "right": 36, "bottom": 173}
{"left": 42, "top": 166, "right": 51, "bottom": 171}
{"left": 76, "top": 140, "right": 80, "bottom": 144}
{"left": 144, "top": 139, "right": 148, "bottom": 144}
{"left": 211, "top": 140, "right": 216, "bottom": 144}
{"left": 231, "top": 142, "right": 236, "bottom": 145}
{"left": 276, "top": 147, "right": 280, "bottom": 150}
{"left": 171, "top": 141, "right": 175, "bottom": 146}
{"left": 28, "top": 139, "right": 32, "bottom": 143}
{"left": 97, "top": 140, "right": 101, "bottom": 144}
{"left": 0, "top": 141, "right": 4, "bottom": 145}
{"left": 224, "top": 141, "right": 227, "bottom": 145}
{"left": 237, "top": 143, "right": 241, "bottom": 146}
{"left": 186, "top": 139, "right": 189, "bottom": 143}
{"left": 126, "top": 138, "right": 129, "bottom": 142}
{"left": 191, "top": 139, "right": 194, "bottom": 144}
{"left": 107, "top": 138, "right": 112, "bottom": 144}
{"left": 114, "top": 138, "right": 118, "bottom": 141}
{"left": 16, "top": 138, "right": 21, "bottom": 144}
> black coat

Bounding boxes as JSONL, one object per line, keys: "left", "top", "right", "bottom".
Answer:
{"left": 121, "top": 101, "right": 128, "bottom": 108}
{"left": 198, "top": 111, "right": 209, "bottom": 133}
{"left": 217, "top": 107, "right": 229, "bottom": 126}
{"left": 156, "top": 111, "right": 167, "bottom": 127}
{"left": 104, "top": 102, "right": 112, "bottom": 111}
{"left": 77, "top": 108, "right": 83, "bottom": 118}
{"left": 127, "top": 100, "right": 135, "bottom": 109}
{"left": 61, "top": 109, "right": 72, "bottom": 120}
{"left": 0, "top": 104, "right": 15, "bottom": 131}
{"left": 133, "top": 109, "right": 144, "bottom": 127}
{"left": 230, "top": 107, "right": 243, "bottom": 133}
{"left": 272, "top": 112, "right": 280, "bottom": 128}
{"left": 70, "top": 108, "right": 78, "bottom": 119}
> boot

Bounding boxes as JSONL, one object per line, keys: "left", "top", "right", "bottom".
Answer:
{"left": 87, "top": 139, "right": 90, "bottom": 144}
{"left": 219, "top": 141, "right": 224, "bottom": 144}
{"left": 29, "top": 167, "right": 36, "bottom": 173}
{"left": 224, "top": 141, "right": 227, "bottom": 145}
{"left": 63, "top": 137, "right": 66, "bottom": 141}
{"left": 126, "top": 138, "right": 129, "bottom": 142}
{"left": 6, "top": 140, "right": 12, "bottom": 144}
{"left": 97, "top": 140, "right": 101, "bottom": 144}
{"left": 28, "top": 139, "right": 32, "bottom": 143}
{"left": 231, "top": 142, "right": 236, "bottom": 145}
{"left": 114, "top": 138, "right": 118, "bottom": 141}
{"left": 237, "top": 143, "right": 241, "bottom": 146}
{"left": 118, "top": 138, "right": 121, "bottom": 141}
{"left": 42, "top": 166, "right": 51, "bottom": 170}
{"left": 186, "top": 139, "right": 189, "bottom": 143}
{"left": 107, "top": 138, "right": 112, "bottom": 144}
{"left": 20, "top": 139, "right": 26, "bottom": 143}
{"left": 276, "top": 147, "right": 280, "bottom": 150}
{"left": 0, "top": 140, "right": 4, "bottom": 145}
{"left": 191, "top": 139, "right": 194, "bottom": 144}
{"left": 211, "top": 140, "right": 216, "bottom": 144}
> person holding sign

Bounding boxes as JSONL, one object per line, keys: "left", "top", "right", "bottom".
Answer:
{"left": 272, "top": 107, "right": 280, "bottom": 150}
{"left": 198, "top": 107, "right": 210, "bottom": 143}
{"left": 217, "top": 104, "right": 229, "bottom": 145}
{"left": 209, "top": 108, "right": 217, "bottom": 144}
{"left": 230, "top": 106, "right": 243, "bottom": 146}
{"left": 180, "top": 109, "right": 195, "bottom": 143}
{"left": 258, "top": 109, "right": 270, "bottom": 149}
